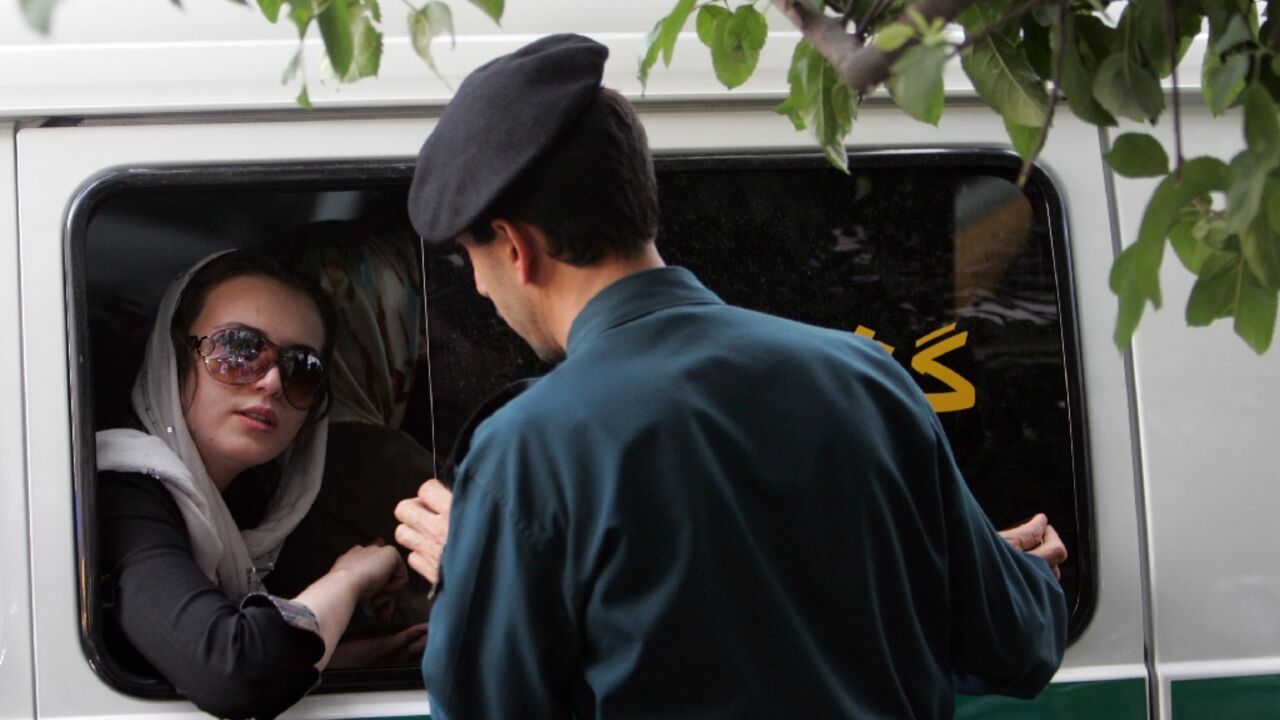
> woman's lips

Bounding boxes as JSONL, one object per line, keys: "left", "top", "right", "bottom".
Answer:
{"left": 235, "top": 406, "right": 278, "bottom": 430}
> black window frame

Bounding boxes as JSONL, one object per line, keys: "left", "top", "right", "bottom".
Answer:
{"left": 66, "top": 149, "right": 1094, "bottom": 701}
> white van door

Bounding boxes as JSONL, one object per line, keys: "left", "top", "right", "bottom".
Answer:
{"left": 16, "top": 102, "right": 1146, "bottom": 718}
{"left": 0, "top": 121, "right": 37, "bottom": 720}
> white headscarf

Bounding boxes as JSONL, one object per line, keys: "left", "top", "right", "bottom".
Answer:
{"left": 96, "top": 251, "right": 328, "bottom": 600}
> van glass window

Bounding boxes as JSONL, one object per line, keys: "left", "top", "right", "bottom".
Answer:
{"left": 73, "top": 151, "right": 1090, "bottom": 700}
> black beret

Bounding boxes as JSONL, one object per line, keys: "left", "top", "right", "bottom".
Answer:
{"left": 408, "top": 34, "right": 609, "bottom": 243}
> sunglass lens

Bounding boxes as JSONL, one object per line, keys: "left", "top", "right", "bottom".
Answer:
{"left": 206, "top": 356, "right": 255, "bottom": 384}
{"left": 279, "top": 350, "right": 325, "bottom": 409}
{"left": 205, "top": 328, "right": 272, "bottom": 384}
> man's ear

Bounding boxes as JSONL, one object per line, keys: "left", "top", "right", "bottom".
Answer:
{"left": 490, "top": 219, "right": 545, "bottom": 285}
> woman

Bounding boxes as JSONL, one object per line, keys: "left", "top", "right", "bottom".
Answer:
{"left": 96, "top": 248, "right": 408, "bottom": 719}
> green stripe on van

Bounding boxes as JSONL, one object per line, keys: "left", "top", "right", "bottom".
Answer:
{"left": 956, "top": 678, "right": 1146, "bottom": 719}
{"left": 1172, "top": 674, "right": 1280, "bottom": 718}
{"left": 366, "top": 679, "right": 1149, "bottom": 719}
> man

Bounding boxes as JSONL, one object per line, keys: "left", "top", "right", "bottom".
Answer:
{"left": 396, "top": 33, "right": 1068, "bottom": 719}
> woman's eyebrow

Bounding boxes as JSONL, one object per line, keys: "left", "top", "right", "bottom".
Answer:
{"left": 212, "top": 321, "right": 263, "bottom": 334}
{"left": 212, "top": 321, "right": 320, "bottom": 352}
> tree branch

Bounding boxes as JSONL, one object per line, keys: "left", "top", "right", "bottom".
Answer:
{"left": 1018, "top": 0, "right": 1068, "bottom": 187}
{"left": 773, "top": 0, "right": 978, "bottom": 94}
{"left": 1165, "top": 0, "right": 1184, "bottom": 179}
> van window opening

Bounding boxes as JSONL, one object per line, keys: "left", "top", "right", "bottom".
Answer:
{"left": 69, "top": 151, "right": 1092, "bottom": 698}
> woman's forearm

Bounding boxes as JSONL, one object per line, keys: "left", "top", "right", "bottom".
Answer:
{"left": 293, "top": 568, "right": 364, "bottom": 669}
{"left": 292, "top": 543, "right": 402, "bottom": 669}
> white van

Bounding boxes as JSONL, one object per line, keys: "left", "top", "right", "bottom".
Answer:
{"left": 1, "top": 2, "right": 1277, "bottom": 718}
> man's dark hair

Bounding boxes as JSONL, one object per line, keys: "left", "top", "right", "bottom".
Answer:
{"left": 466, "top": 88, "right": 659, "bottom": 266}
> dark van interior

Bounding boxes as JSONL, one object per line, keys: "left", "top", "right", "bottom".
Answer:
{"left": 74, "top": 151, "right": 1092, "bottom": 697}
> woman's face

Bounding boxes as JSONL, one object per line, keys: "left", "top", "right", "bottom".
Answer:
{"left": 181, "top": 275, "right": 326, "bottom": 490}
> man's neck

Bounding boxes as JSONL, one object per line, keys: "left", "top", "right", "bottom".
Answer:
{"left": 544, "top": 243, "right": 665, "bottom": 352}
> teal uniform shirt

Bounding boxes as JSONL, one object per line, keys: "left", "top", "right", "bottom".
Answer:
{"left": 423, "top": 267, "right": 1066, "bottom": 719}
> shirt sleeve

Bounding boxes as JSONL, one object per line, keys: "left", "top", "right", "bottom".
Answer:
{"left": 422, "top": 469, "right": 579, "bottom": 720}
{"left": 99, "top": 471, "right": 325, "bottom": 720}
{"left": 932, "top": 419, "right": 1069, "bottom": 698}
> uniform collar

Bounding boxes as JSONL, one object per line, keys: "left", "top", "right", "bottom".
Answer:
{"left": 566, "top": 266, "right": 722, "bottom": 356}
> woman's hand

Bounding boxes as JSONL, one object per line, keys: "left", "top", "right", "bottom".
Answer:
{"left": 295, "top": 540, "right": 409, "bottom": 671}
{"left": 330, "top": 540, "right": 407, "bottom": 603}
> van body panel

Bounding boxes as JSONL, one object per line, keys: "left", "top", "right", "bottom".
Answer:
{"left": 0, "top": 122, "right": 37, "bottom": 720}
{"left": 5, "top": 6, "right": 1270, "bottom": 713}
{"left": 0, "top": 1, "right": 798, "bottom": 117}
{"left": 16, "top": 103, "right": 1142, "bottom": 717}
{"left": 0, "top": 2, "right": 1208, "bottom": 123}
{"left": 1113, "top": 104, "right": 1280, "bottom": 718}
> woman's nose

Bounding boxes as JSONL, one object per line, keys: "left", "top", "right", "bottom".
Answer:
{"left": 254, "top": 363, "right": 284, "bottom": 397}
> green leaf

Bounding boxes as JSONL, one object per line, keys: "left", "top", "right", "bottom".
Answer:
{"left": 1111, "top": 234, "right": 1166, "bottom": 346}
{"left": 410, "top": 2, "right": 454, "bottom": 75}
{"left": 959, "top": 16, "right": 1049, "bottom": 127}
{"left": 1227, "top": 150, "right": 1274, "bottom": 234}
{"left": 1105, "top": 132, "right": 1169, "bottom": 178}
{"left": 697, "top": 5, "right": 730, "bottom": 47}
{"left": 1126, "top": 0, "right": 1166, "bottom": 71}
{"left": 776, "top": 41, "right": 812, "bottom": 132}
{"left": 1093, "top": 52, "right": 1165, "bottom": 122}
{"left": 1021, "top": 14, "right": 1053, "bottom": 81}
{"left": 1203, "top": 53, "right": 1250, "bottom": 115}
{"left": 710, "top": 5, "right": 768, "bottom": 90}
{"left": 1241, "top": 208, "right": 1280, "bottom": 290}
{"left": 1193, "top": 213, "right": 1233, "bottom": 250}
{"left": 1128, "top": 0, "right": 1202, "bottom": 78}
{"left": 888, "top": 44, "right": 947, "bottom": 125}
{"left": 19, "top": 0, "right": 57, "bottom": 33}
{"left": 775, "top": 41, "right": 858, "bottom": 172}
{"left": 317, "top": 0, "right": 354, "bottom": 76}
{"left": 1183, "top": 240, "right": 1280, "bottom": 352}
{"left": 258, "top": 0, "right": 285, "bottom": 23}
{"left": 874, "top": 22, "right": 916, "bottom": 53}
{"left": 1075, "top": 14, "right": 1120, "bottom": 63}
{"left": 1243, "top": 85, "right": 1280, "bottom": 160}
{"left": 639, "top": 0, "right": 697, "bottom": 89}
{"left": 1058, "top": 19, "right": 1117, "bottom": 126}
{"left": 282, "top": 47, "right": 303, "bottom": 84}
{"left": 906, "top": 6, "right": 929, "bottom": 33}
{"left": 1211, "top": 14, "right": 1255, "bottom": 56}
{"left": 1236, "top": 269, "right": 1278, "bottom": 352}
{"left": 1203, "top": 0, "right": 1255, "bottom": 39}
{"left": 1268, "top": 176, "right": 1280, "bottom": 236}
{"left": 289, "top": 1, "right": 315, "bottom": 36}
{"left": 297, "top": 85, "right": 314, "bottom": 109}
{"left": 819, "top": 83, "right": 858, "bottom": 172}
{"left": 1170, "top": 216, "right": 1215, "bottom": 273}
{"left": 1186, "top": 251, "right": 1243, "bottom": 325}
{"left": 1111, "top": 157, "right": 1231, "bottom": 346}
{"left": 958, "top": 0, "right": 1020, "bottom": 33}
{"left": 1004, "top": 120, "right": 1040, "bottom": 160}
{"left": 1244, "top": 177, "right": 1280, "bottom": 288}
{"left": 1142, "top": 157, "right": 1232, "bottom": 248}
{"left": 466, "top": 0, "right": 502, "bottom": 23}
{"left": 344, "top": 8, "right": 381, "bottom": 80}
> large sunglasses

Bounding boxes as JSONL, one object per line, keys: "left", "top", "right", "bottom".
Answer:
{"left": 188, "top": 326, "right": 326, "bottom": 410}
